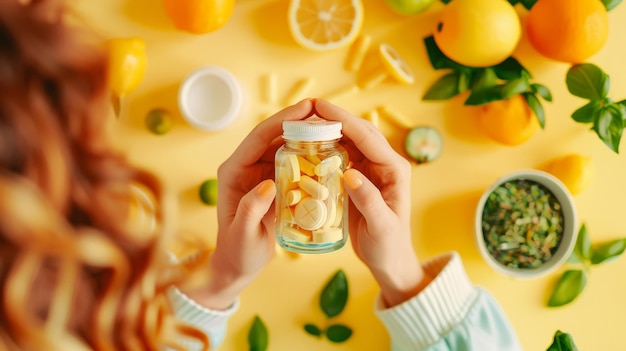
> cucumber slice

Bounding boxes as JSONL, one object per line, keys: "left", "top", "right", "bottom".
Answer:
{"left": 404, "top": 126, "right": 442, "bottom": 164}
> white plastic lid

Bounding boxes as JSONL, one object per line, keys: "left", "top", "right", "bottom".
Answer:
{"left": 282, "top": 120, "right": 342, "bottom": 141}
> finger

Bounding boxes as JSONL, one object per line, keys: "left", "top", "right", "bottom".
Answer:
{"left": 228, "top": 99, "right": 315, "bottom": 166}
{"left": 231, "top": 180, "right": 277, "bottom": 237}
{"left": 313, "top": 99, "right": 397, "bottom": 164}
{"left": 343, "top": 169, "right": 394, "bottom": 230}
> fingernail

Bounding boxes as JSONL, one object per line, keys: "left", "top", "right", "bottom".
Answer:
{"left": 344, "top": 170, "right": 362, "bottom": 190}
{"left": 258, "top": 180, "right": 276, "bottom": 198}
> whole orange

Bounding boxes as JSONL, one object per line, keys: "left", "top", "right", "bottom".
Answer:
{"left": 162, "top": 0, "right": 235, "bottom": 34}
{"left": 526, "top": 0, "right": 608, "bottom": 63}
{"left": 476, "top": 95, "right": 539, "bottom": 146}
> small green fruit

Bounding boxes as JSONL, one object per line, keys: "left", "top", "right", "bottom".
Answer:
{"left": 384, "top": 0, "right": 437, "bottom": 15}
{"left": 145, "top": 108, "right": 173, "bottom": 135}
{"left": 404, "top": 126, "right": 443, "bottom": 164}
{"left": 199, "top": 178, "right": 218, "bottom": 206}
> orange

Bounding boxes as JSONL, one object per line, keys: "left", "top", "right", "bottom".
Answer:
{"left": 545, "top": 154, "right": 594, "bottom": 195}
{"left": 162, "top": 0, "right": 235, "bottom": 34}
{"left": 288, "top": 0, "right": 364, "bottom": 51}
{"left": 526, "top": 0, "right": 608, "bottom": 63}
{"left": 476, "top": 95, "right": 539, "bottom": 146}
{"left": 433, "top": 0, "right": 521, "bottom": 68}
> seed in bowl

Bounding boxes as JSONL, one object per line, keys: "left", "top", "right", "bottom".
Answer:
{"left": 482, "top": 179, "right": 564, "bottom": 269}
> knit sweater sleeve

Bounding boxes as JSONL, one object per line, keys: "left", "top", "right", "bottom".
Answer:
{"left": 374, "top": 252, "right": 522, "bottom": 351}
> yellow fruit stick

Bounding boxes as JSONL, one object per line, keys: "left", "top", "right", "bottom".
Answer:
{"left": 321, "top": 84, "right": 360, "bottom": 102}
{"left": 344, "top": 35, "right": 372, "bottom": 72}
{"left": 261, "top": 73, "right": 278, "bottom": 103}
{"left": 362, "top": 109, "right": 380, "bottom": 128}
{"left": 377, "top": 106, "right": 414, "bottom": 129}
{"left": 359, "top": 67, "right": 387, "bottom": 90}
{"left": 283, "top": 77, "right": 315, "bottom": 106}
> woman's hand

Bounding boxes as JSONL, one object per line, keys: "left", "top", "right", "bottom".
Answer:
{"left": 182, "top": 99, "right": 315, "bottom": 310}
{"left": 314, "top": 99, "right": 431, "bottom": 307}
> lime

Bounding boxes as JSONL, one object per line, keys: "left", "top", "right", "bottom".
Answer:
{"left": 199, "top": 178, "right": 218, "bottom": 206}
{"left": 404, "top": 126, "right": 442, "bottom": 164}
{"left": 145, "top": 108, "right": 173, "bottom": 135}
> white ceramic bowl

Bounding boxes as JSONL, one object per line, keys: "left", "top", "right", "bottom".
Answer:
{"left": 475, "top": 170, "right": 578, "bottom": 279}
{"left": 178, "top": 66, "right": 242, "bottom": 131}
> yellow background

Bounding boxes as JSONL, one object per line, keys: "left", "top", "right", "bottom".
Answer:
{"left": 75, "top": 0, "right": 626, "bottom": 350}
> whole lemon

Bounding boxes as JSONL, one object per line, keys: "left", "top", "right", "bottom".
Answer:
{"left": 162, "top": 0, "right": 235, "bottom": 34}
{"left": 526, "top": 0, "right": 608, "bottom": 63}
{"left": 433, "top": 0, "right": 521, "bottom": 68}
{"left": 545, "top": 154, "right": 594, "bottom": 195}
{"left": 476, "top": 94, "right": 539, "bottom": 146}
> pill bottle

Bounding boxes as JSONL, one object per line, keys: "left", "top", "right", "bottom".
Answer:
{"left": 275, "top": 119, "right": 349, "bottom": 254}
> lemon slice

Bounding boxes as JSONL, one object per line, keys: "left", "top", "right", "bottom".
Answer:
{"left": 379, "top": 43, "right": 414, "bottom": 84}
{"left": 288, "top": 0, "right": 364, "bottom": 51}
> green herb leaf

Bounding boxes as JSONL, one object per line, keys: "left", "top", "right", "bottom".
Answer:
{"left": 464, "top": 85, "right": 504, "bottom": 105}
{"left": 524, "top": 93, "right": 546, "bottom": 128}
{"left": 320, "top": 270, "right": 348, "bottom": 318}
{"left": 573, "top": 223, "right": 592, "bottom": 263}
{"left": 423, "top": 72, "right": 460, "bottom": 100}
{"left": 248, "top": 315, "right": 269, "bottom": 351}
{"left": 458, "top": 70, "right": 471, "bottom": 94}
{"left": 471, "top": 67, "right": 498, "bottom": 91}
{"left": 502, "top": 78, "right": 530, "bottom": 99}
{"left": 571, "top": 100, "right": 600, "bottom": 123}
{"left": 546, "top": 330, "right": 579, "bottom": 351}
{"left": 590, "top": 238, "right": 626, "bottom": 264}
{"left": 519, "top": 0, "right": 538, "bottom": 9}
{"left": 325, "top": 324, "right": 353, "bottom": 343}
{"left": 304, "top": 323, "right": 322, "bottom": 337}
{"left": 593, "top": 107, "right": 623, "bottom": 153}
{"left": 423, "top": 35, "right": 465, "bottom": 71}
{"left": 566, "top": 64, "right": 610, "bottom": 100}
{"left": 531, "top": 83, "right": 553, "bottom": 102}
{"left": 601, "top": 0, "right": 622, "bottom": 11}
{"left": 547, "top": 270, "right": 587, "bottom": 307}
{"left": 493, "top": 57, "right": 530, "bottom": 80}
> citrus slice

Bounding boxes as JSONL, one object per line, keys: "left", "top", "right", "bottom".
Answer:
{"left": 379, "top": 43, "right": 414, "bottom": 84}
{"left": 288, "top": 0, "right": 364, "bottom": 51}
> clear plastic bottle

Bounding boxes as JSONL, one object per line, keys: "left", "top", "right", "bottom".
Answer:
{"left": 275, "top": 119, "right": 349, "bottom": 254}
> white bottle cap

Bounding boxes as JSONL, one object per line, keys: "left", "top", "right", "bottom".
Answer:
{"left": 282, "top": 119, "right": 342, "bottom": 141}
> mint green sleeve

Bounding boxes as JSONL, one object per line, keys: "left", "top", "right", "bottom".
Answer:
{"left": 166, "top": 286, "right": 239, "bottom": 351}
{"left": 375, "top": 252, "right": 523, "bottom": 351}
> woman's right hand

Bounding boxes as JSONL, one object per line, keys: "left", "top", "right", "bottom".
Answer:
{"left": 314, "top": 99, "right": 431, "bottom": 307}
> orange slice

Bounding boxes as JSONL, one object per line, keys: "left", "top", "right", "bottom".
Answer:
{"left": 379, "top": 43, "right": 414, "bottom": 85}
{"left": 288, "top": 0, "right": 364, "bottom": 51}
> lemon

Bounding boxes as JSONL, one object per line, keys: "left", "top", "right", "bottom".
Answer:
{"left": 199, "top": 178, "right": 218, "bottom": 205}
{"left": 433, "top": 0, "right": 521, "bottom": 67}
{"left": 145, "top": 108, "right": 173, "bottom": 135}
{"left": 476, "top": 94, "right": 539, "bottom": 146}
{"left": 545, "top": 154, "right": 594, "bottom": 195}
{"left": 288, "top": 0, "right": 364, "bottom": 51}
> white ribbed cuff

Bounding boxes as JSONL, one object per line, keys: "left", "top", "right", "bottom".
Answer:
{"left": 374, "top": 252, "right": 477, "bottom": 350}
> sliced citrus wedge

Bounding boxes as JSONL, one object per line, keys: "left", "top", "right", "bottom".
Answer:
{"left": 379, "top": 43, "right": 414, "bottom": 85}
{"left": 288, "top": 0, "right": 364, "bottom": 51}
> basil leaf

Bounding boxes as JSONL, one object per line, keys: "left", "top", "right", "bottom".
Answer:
{"left": 502, "top": 78, "right": 530, "bottom": 99}
{"left": 423, "top": 72, "right": 460, "bottom": 100}
{"left": 320, "top": 269, "right": 348, "bottom": 318}
{"left": 493, "top": 57, "right": 530, "bottom": 80}
{"left": 573, "top": 223, "right": 592, "bottom": 263}
{"left": 547, "top": 270, "right": 587, "bottom": 307}
{"left": 248, "top": 315, "right": 269, "bottom": 351}
{"left": 590, "top": 238, "right": 626, "bottom": 264}
{"left": 423, "top": 35, "right": 465, "bottom": 71}
{"left": 546, "top": 330, "right": 579, "bottom": 351}
{"left": 326, "top": 324, "right": 353, "bottom": 343}
{"left": 464, "top": 85, "right": 504, "bottom": 105}
{"left": 471, "top": 67, "right": 498, "bottom": 91}
{"left": 524, "top": 93, "right": 546, "bottom": 128}
{"left": 602, "top": 0, "right": 622, "bottom": 10}
{"left": 571, "top": 101, "right": 600, "bottom": 123}
{"left": 566, "top": 64, "right": 610, "bottom": 100}
{"left": 304, "top": 323, "right": 322, "bottom": 337}
{"left": 531, "top": 83, "right": 553, "bottom": 102}
{"left": 593, "top": 107, "right": 623, "bottom": 153}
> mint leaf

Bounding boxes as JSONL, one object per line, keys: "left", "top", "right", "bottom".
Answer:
{"left": 531, "top": 83, "right": 553, "bottom": 102}
{"left": 464, "top": 85, "right": 504, "bottom": 105}
{"left": 524, "top": 93, "right": 546, "bottom": 128}
{"left": 602, "top": 0, "right": 622, "bottom": 10}
{"left": 590, "top": 238, "right": 626, "bottom": 264}
{"left": 566, "top": 64, "right": 610, "bottom": 100}
{"left": 423, "top": 35, "right": 465, "bottom": 71}
{"left": 326, "top": 324, "right": 353, "bottom": 343}
{"left": 493, "top": 57, "right": 530, "bottom": 80}
{"left": 248, "top": 316, "right": 269, "bottom": 351}
{"left": 423, "top": 72, "right": 460, "bottom": 100}
{"left": 547, "top": 270, "right": 587, "bottom": 307}
{"left": 593, "top": 107, "right": 623, "bottom": 153}
{"left": 573, "top": 223, "right": 592, "bottom": 263}
{"left": 304, "top": 323, "right": 322, "bottom": 337}
{"left": 320, "top": 270, "right": 348, "bottom": 318}
{"left": 546, "top": 330, "right": 579, "bottom": 351}
{"left": 571, "top": 101, "right": 600, "bottom": 123}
